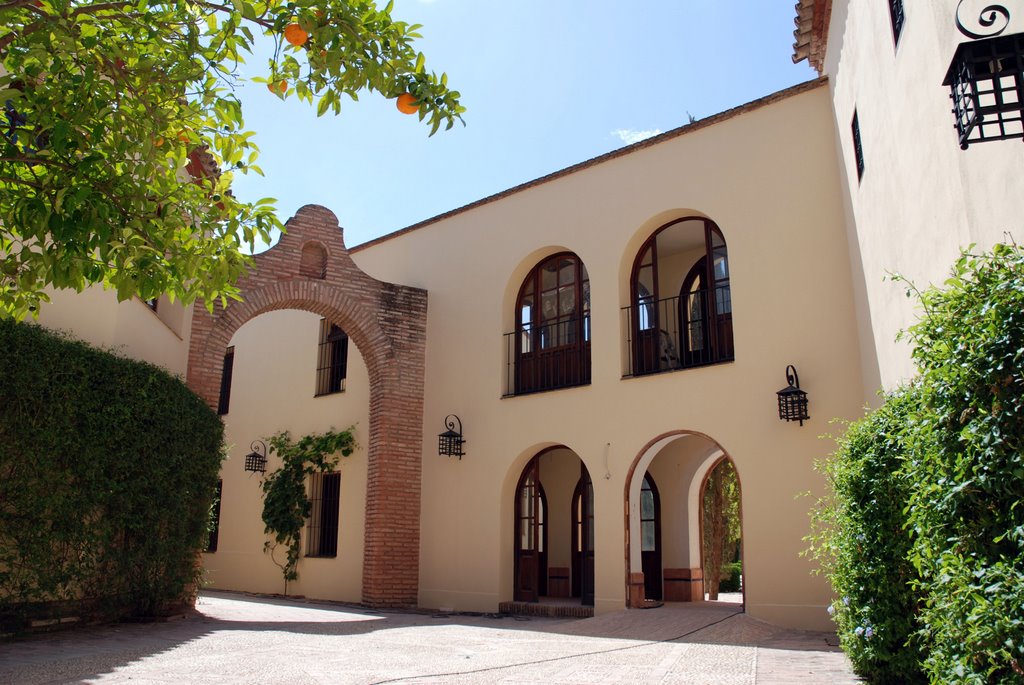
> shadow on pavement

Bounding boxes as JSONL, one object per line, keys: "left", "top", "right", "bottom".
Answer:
{"left": 0, "top": 590, "right": 842, "bottom": 685}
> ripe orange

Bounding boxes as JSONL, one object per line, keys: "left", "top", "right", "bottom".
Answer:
{"left": 284, "top": 23, "right": 308, "bottom": 47}
{"left": 267, "top": 80, "right": 287, "bottom": 95}
{"left": 396, "top": 92, "right": 418, "bottom": 114}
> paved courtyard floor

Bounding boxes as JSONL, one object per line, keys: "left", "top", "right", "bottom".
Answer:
{"left": 0, "top": 591, "right": 859, "bottom": 684}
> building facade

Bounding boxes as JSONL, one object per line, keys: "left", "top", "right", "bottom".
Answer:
{"left": 34, "top": 1, "right": 1024, "bottom": 632}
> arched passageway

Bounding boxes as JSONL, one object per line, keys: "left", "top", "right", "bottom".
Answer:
{"left": 187, "top": 205, "right": 428, "bottom": 608}
{"left": 624, "top": 431, "right": 743, "bottom": 608}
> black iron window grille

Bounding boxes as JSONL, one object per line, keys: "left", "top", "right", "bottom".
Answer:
{"left": 306, "top": 472, "right": 340, "bottom": 557}
{"left": 889, "top": 0, "right": 905, "bottom": 46}
{"left": 217, "top": 346, "right": 234, "bottom": 415}
{"left": 852, "top": 110, "right": 865, "bottom": 181}
{"left": 944, "top": 32, "right": 1024, "bottom": 149}
{"left": 315, "top": 319, "right": 348, "bottom": 396}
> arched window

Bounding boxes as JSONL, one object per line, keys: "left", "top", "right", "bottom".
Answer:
{"left": 510, "top": 252, "right": 591, "bottom": 395}
{"left": 628, "top": 218, "right": 733, "bottom": 375}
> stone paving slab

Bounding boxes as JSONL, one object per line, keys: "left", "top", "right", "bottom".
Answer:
{"left": 0, "top": 591, "right": 859, "bottom": 684}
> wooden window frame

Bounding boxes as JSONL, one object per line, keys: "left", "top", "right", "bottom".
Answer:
{"left": 513, "top": 252, "right": 591, "bottom": 395}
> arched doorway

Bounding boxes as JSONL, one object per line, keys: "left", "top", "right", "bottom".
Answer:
{"left": 624, "top": 432, "right": 743, "bottom": 609}
{"left": 187, "top": 204, "right": 428, "bottom": 609}
{"left": 514, "top": 447, "right": 594, "bottom": 607}
{"left": 640, "top": 473, "right": 662, "bottom": 601}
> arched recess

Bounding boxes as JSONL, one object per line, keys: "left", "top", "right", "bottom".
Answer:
{"left": 187, "top": 204, "right": 428, "bottom": 609}
{"left": 624, "top": 216, "right": 733, "bottom": 376}
{"left": 622, "top": 430, "right": 738, "bottom": 608}
{"left": 511, "top": 445, "right": 595, "bottom": 607}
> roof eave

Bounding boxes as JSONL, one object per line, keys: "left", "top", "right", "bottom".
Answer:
{"left": 791, "top": 0, "right": 832, "bottom": 74}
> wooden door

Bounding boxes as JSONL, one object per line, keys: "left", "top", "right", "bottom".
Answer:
{"left": 640, "top": 473, "right": 662, "bottom": 601}
{"left": 572, "top": 466, "right": 595, "bottom": 607}
{"left": 514, "top": 458, "right": 541, "bottom": 602}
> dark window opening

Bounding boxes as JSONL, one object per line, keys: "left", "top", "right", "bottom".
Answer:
{"left": 206, "top": 480, "right": 222, "bottom": 553}
{"left": 217, "top": 347, "right": 234, "bottom": 415}
{"left": 852, "top": 110, "right": 865, "bottom": 181}
{"left": 889, "top": 0, "right": 905, "bottom": 46}
{"left": 316, "top": 319, "right": 348, "bottom": 396}
{"left": 306, "top": 472, "right": 340, "bottom": 557}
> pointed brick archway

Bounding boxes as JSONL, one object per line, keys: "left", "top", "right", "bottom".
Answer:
{"left": 187, "top": 204, "right": 427, "bottom": 608}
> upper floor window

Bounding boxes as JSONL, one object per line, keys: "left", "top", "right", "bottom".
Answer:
{"left": 852, "top": 110, "right": 865, "bottom": 181}
{"left": 217, "top": 346, "right": 234, "bottom": 415}
{"left": 624, "top": 217, "right": 733, "bottom": 376}
{"left": 505, "top": 252, "right": 591, "bottom": 395}
{"left": 315, "top": 319, "right": 347, "bottom": 396}
{"left": 889, "top": 0, "right": 905, "bottom": 46}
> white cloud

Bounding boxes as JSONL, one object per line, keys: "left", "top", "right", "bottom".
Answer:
{"left": 611, "top": 128, "right": 663, "bottom": 145}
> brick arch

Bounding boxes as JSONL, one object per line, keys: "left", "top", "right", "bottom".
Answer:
{"left": 187, "top": 204, "right": 427, "bottom": 608}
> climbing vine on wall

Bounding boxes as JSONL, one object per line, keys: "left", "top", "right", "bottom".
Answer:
{"left": 260, "top": 429, "right": 356, "bottom": 589}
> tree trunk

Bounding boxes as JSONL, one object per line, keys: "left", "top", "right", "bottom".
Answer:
{"left": 705, "top": 468, "right": 726, "bottom": 600}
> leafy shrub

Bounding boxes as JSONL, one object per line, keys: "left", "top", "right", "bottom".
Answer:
{"left": 900, "top": 244, "right": 1024, "bottom": 683}
{"left": 0, "top": 320, "right": 223, "bottom": 625}
{"left": 719, "top": 561, "right": 742, "bottom": 593}
{"left": 809, "top": 388, "right": 926, "bottom": 684}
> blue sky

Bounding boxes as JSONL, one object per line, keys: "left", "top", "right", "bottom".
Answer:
{"left": 230, "top": 2, "right": 817, "bottom": 248}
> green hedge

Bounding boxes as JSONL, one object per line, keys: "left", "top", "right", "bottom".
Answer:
{"left": 0, "top": 319, "right": 223, "bottom": 627}
{"left": 811, "top": 389, "right": 926, "bottom": 684}
{"left": 811, "top": 244, "right": 1024, "bottom": 683}
{"left": 903, "top": 245, "right": 1024, "bottom": 683}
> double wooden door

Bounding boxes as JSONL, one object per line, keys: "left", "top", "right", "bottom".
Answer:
{"left": 514, "top": 458, "right": 593, "bottom": 606}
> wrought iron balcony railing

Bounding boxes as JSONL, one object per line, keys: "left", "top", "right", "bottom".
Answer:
{"left": 621, "top": 287, "right": 734, "bottom": 378}
{"left": 503, "top": 315, "right": 591, "bottom": 397}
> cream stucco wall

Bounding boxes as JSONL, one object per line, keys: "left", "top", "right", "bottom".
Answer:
{"left": 330, "top": 82, "right": 865, "bottom": 630}
{"left": 202, "top": 309, "right": 370, "bottom": 602}
{"left": 36, "top": 286, "right": 192, "bottom": 376}
{"left": 823, "top": 0, "right": 1024, "bottom": 392}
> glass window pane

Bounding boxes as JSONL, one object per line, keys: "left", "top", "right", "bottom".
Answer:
{"left": 642, "top": 521, "right": 656, "bottom": 552}
{"left": 714, "top": 254, "right": 729, "bottom": 281}
{"left": 641, "top": 489, "right": 654, "bottom": 519}
{"left": 541, "top": 292, "right": 558, "bottom": 321}
{"left": 541, "top": 261, "right": 557, "bottom": 290}
{"left": 716, "top": 285, "right": 732, "bottom": 315}
{"left": 559, "top": 258, "right": 575, "bottom": 286}
{"left": 558, "top": 286, "right": 575, "bottom": 316}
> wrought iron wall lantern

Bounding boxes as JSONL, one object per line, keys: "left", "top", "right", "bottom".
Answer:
{"left": 244, "top": 440, "right": 268, "bottom": 474}
{"left": 438, "top": 415, "right": 465, "bottom": 459}
{"left": 945, "top": 2, "right": 1024, "bottom": 148}
{"left": 777, "top": 365, "right": 810, "bottom": 426}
